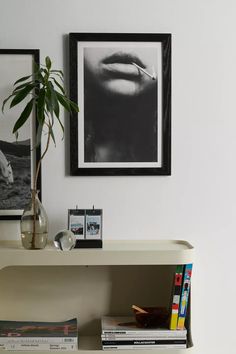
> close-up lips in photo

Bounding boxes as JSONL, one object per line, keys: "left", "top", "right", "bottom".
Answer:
{"left": 101, "top": 52, "right": 146, "bottom": 79}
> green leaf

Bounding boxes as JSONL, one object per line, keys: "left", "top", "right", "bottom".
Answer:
{"left": 48, "top": 81, "right": 60, "bottom": 118}
{"left": 10, "top": 84, "right": 35, "bottom": 108}
{"left": 51, "top": 72, "right": 64, "bottom": 82}
{"left": 56, "top": 114, "right": 65, "bottom": 137}
{"left": 45, "top": 89, "right": 55, "bottom": 128}
{"left": 69, "top": 99, "right": 79, "bottom": 112}
{"left": 49, "top": 124, "right": 56, "bottom": 145}
{"left": 51, "top": 69, "right": 64, "bottom": 77}
{"left": 51, "top": 78, "right": 65, "bottom": 94}
{"left": 14, "top": 75, "right": 32, "bottom": 86}
{"left": 37, "top": 89, "right": 46, "bottom": 124}
{"left": 35, "top": 68, "right": 45, "bottom": 83}
{"left": 2, "top": 93, "right": 16, "bottom": 112}
{"left": 45, "top": 56, "right": 52, "bottom": 70}
{"left": 12, "top": 98, "right": 34, "bottom": 133}
{"left": 56, "top": 92, "right": 79, "bottom": 113}
{"left": 55, "top": 91, "right": 72, "bottom": 112}
{"left": 13, "top": 81, "right": 33, "bottom": 93}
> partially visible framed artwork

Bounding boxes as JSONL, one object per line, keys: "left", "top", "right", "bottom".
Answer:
{"left": 69, "top": 33, "right": 171, "bottom": 176}
{"left": 0, "top": 49, "right": 40, "bottom": 220}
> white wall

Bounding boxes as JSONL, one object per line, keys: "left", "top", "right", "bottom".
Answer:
{"left": 0, "top": 0, "right": 236, "bottom": 353}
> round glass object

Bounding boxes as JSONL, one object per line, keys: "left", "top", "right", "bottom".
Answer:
{"left": 54, "top": 230, "right": 76, "bottom": 251}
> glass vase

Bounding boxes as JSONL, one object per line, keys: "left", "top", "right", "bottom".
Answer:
{"left": 21, "top": 190, "right": 48, "bottom": 250}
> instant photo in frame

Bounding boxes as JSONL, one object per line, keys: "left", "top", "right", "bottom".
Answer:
{"left": 68, "top": 209, "right": 85, "bottom": 240}
{"left": 68, "top": 208, "right": 103, "bottom": 248}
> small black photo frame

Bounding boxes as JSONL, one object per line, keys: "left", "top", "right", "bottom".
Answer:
{"left": 68, "top": 208, "right": 102, "bottom": 248}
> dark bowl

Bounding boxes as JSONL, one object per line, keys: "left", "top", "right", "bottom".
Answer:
{"left": 133, "top": 307, "right": 169, "bottom": 328}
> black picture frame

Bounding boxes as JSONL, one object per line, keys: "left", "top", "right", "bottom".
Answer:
{"left": 69, "top": 33, "right": 171, "bottom": 176}
{"left": 0, "top": 49, "right": 41, "bottom": 220}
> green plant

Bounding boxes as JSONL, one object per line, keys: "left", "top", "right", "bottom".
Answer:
{"left": 2, "top": 56, "right": 79, "bottom": 191}
{"left": 1, "top": 56, "right": 79, "bottom": 249}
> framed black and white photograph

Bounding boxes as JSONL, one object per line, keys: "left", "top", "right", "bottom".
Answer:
{"left": 69, "top": 33, "right": 171, "bottom": 176}
{"left": 0, "top": 49, "right": 40, "bottom": 220}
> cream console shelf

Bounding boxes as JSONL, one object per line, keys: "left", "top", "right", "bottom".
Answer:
{"left": 0, "top": 240, "right": 194, "bottom": 354}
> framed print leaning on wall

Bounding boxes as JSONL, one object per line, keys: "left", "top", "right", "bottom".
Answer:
{"left": 0, "top": 49, "right": 40, "bottom": 220}
{"left": 69, "top": 33, "right": 171, "bottom": 176}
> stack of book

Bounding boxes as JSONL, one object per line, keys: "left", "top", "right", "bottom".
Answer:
{"left": 0, "top": 318, "right": 78, "bottom": 351}
{"left": 101, "top": 316, "right": 187, "bottom": 350}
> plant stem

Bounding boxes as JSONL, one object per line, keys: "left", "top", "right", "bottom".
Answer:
{"left": 31, "top": 122, "right": 51, "bottom": 249}
{"left": 33, "top": 123, "right": 51, "bottom": 191}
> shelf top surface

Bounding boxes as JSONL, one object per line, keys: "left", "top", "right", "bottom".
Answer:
{"left": 0, "top": 240, "right": 194, "bottom": 268}
{"left": 0, "top": 239, "right": 193, "bottom": 251}
{"left": 103, "top": 240, "right": 193, "bottom": 251}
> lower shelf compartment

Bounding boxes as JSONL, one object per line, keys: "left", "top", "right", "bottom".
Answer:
{"left": 0, "top": 336, "right": 194, "bottom": 354}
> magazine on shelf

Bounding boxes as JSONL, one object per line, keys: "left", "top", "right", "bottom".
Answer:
{"left": 0, "top": 318, "right": 78, "bottom": 345}
{"left": 177, "top": 264, "right": 193, "bottom": 330}
{"left": 102, "top": 339, "right": 187, "bottom": 346}
{"left": 101, "top": 334, "right": 186, "bottom": 340}
{"left": 0, "top": 342, "right": 77, "bottom": 351}
{"left": 102, "top": 344, "right": 186, "bottom": 350}
{"left": 101, "top": 316, "right": 186, "bottom": 337}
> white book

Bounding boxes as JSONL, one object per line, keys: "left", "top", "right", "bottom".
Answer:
{"left": 102, "top": 344, "right": 186, "bottom": 350}
{"left": 102, "top": 339, "right": 186, "bottom": 346}
{"left": 1, "top": 342, "right": 77, "bottom": 351}
{"left": 0, "top": 336, "right": 77, "bottom": 344}
{"left": 101, "top": 334, "right": 186, "bottom": 340}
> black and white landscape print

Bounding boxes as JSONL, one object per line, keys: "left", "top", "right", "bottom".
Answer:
{"left": 0, "top": 139, "right": 31, "bottom": 210}
{"left": 0, "top": 50, "right": 38, "bottom": 216}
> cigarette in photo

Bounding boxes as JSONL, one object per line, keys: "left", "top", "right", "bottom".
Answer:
{"left": 131, "top": 62, "right": 156, "bottom": 80}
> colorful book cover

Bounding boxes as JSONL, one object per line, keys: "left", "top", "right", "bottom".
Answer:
{"left": 169, "top": 265, "right": 184, "bottom": 330}
{"left": 0, "top": 318, "right": 77, "bottom": 338}
{"left": 177, "top": 264, "right": 193, "bottom": 330}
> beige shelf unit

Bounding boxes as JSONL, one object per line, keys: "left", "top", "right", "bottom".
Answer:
{"left": 0, "top": 240, "right": 194, "bottom": 354}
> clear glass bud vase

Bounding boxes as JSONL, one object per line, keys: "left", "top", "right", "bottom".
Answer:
{"left": 21, "top": 190, "right": 48, "bottom": 250}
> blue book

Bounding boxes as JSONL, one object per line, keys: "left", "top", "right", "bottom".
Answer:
{"left": 177, "top": 264, "right": 193, "bottom": 329}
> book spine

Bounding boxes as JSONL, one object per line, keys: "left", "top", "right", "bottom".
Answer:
{"left": 102, "top": 339, "right": 187, "bottom": 346}
{"left": 169, "top": 264, "right": 184, "bottom": 330}
{"left": 0, "top": 337, "right": 77, "bottom": 344}
{"left": 101, "top": 335, "right": 186, "bottom": 340}
{"left": 1, "top": 342, "right": 77, "bottom": 351}
{"left": 102, "top": 344, "right": 186, "bottom": 350}
{"left": 177, "top": 263, "right": 193, "bottom": 330}
{"left": 102, "top": 329, "right": 186, "bottom": 336}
